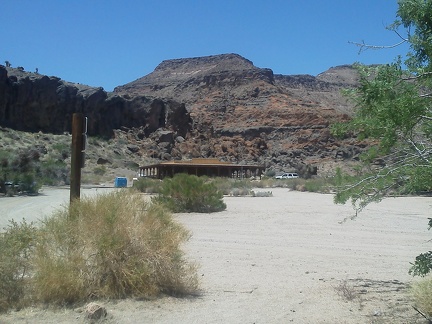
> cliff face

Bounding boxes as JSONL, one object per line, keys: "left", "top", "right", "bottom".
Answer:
{"left": 0, "top": 54, "right": 365, "bottom": 176}
{"left": 0, "top": 66, "right": 192, "bottom": 138}
{"left": 114, "top": 54, "right": 363, "bottom": 176}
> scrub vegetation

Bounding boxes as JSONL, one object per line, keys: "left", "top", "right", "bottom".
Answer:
{"left": 0, "top": 190, "right": 199, "bottom": 312}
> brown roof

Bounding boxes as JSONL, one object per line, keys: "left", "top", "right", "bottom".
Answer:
{"left": 140, "top": 158, "right": 264, "bottom": 169}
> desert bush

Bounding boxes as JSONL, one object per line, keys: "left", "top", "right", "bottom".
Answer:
{"left": 0, "top": 148, "right": 68, "bottom": 193}
{"left": 133, "top": 177, "right": 162, "bottom": 194}
{"left": 153, "top": 173, "right": 226, "bottom": 213}
{"left": 211, "top": 177, "right": 253, "bottom": 195}
{"left": 0, "top": 219, "right": 37, "bottom": 311}
{"left": 93, "top": 165, "right": 107, "bottom": 176}
{"left": 32, "top": 191, "right": 199, "bottom": 304}
{"left": 254, "top": 177, "right": 276, "bottom": 188}
{"left": 51, "top": 142, "right": 69, "bottom": 159}
{"left": 38, "top": 159, "right": 68, "bottom": 186}
{"left": 303, "top": 178, "right": 331, "bottom": 193}
{"left": 0, "top": 191, "right": 199, "bottom": 311}
{"left": 412, "top": 278, "right": 432, "bottom": 318}
{"left": 264, "top": 169, "right": 276, "bottom": 178}
{"left": 209, "top": 177, "right": 233, "bottom": 195}
{"left": 261, "top": 177, "right": 335, "bottom": 193}
{"left": 230, "top": 179, "right": 253, "bottom": 190}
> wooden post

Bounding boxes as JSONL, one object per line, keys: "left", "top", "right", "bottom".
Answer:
{"left": 70, "top": 113, "right": 84, "bottom": 205}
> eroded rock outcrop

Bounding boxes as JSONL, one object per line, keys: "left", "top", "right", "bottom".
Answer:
{"left": 114, "top": 54, "right": 362, "bottom": 175}
{"left": 0, "top": 54, "right": 365, "bottom": 175}
{"left": 0, "top": 66, "right": 192, "bottom": 138}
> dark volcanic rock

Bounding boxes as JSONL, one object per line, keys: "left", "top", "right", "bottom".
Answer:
{"left": 0, "top": 66, "right": 192, "bottom": 138}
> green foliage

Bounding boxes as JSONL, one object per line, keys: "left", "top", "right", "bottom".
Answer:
{"left": 410, "top": 218, "right": 432, "bottom": 276}
{"left": 303, "top": 178, "right": 330, "bottom": 192}
{"left": 51, "top": 142, "right": 69, "bottom": 159}
{"left": 0, "top": 219, "right": 37, "bottom": 311}
{"left": 93, "top": 165, "right": 107, "bottom": 176}
{"left": 396, "top": 0, "right": 432, "bottom": 71}
{"left": 133, "top": 177, "right": 162, "bottom": 194}
{"left": 332, "top": 1, "right": 432, "bottom": 276}
{"left": 0, "top": 191, "right": 199, "bottom": 311}
{"left": 0, "top": 149, "right": 42, "bottom": 194}
{"left": 331, "top": 8, "right": 432, "bottom": 210}
{"left": 0, "top": 148, "right": 69, "bottom": 193}
{"left": 38, "top": 159, "right": 69, "bottom": 186}
{"left": 265, "top": 169, "right": 276, "bottom": 177}
{"left": 153, "top": 173, "right": 226, "bottom": 213}
{"left": 409, "top": 251, "right": 432, "bottom": 277}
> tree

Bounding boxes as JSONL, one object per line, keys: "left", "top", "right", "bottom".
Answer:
{"left": 332, "top": 0, "right": 432, "bottom": 276}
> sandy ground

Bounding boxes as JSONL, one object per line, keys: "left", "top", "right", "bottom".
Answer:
{"left": 0, "top": 187, "right": 431, "bottom": 323}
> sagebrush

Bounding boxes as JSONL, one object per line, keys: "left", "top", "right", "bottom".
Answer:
{"left": 0, "top": 190, "right": 199, "bottom": 311}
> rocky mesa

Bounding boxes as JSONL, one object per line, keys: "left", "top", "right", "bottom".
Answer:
{"left": 114, "top": 53, "right": 364, "bottom": 176}
{"left": 0, "top": 54, "right": 365, "bottom": 177}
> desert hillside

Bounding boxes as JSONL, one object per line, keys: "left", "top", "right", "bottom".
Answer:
{"left": 0, "top": 54, "right": 366, "bottom": 177}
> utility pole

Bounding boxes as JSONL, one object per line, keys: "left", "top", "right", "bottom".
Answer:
{"left": 70, "top": 113, "right": 86, "bottom": 205}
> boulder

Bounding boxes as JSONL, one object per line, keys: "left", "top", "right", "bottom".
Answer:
{"left": 84, "top": 302, "right": 107, "bottom": 320}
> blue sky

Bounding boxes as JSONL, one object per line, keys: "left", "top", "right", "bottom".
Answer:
{"left": 1, "top": 1, "right": 408, "bottom": 91}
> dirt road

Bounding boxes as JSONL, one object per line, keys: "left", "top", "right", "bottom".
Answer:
{"left": 0, "top": 188, "right": 431, "bottom": 323}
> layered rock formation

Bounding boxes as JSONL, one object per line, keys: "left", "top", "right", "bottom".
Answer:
{"left": 0, "top": 54, "right": 365, "bottom": 176}
{"left": 115, "top": 54, "right": 363, "bottom": 176}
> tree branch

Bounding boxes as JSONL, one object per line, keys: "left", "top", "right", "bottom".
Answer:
{"left": 349, "top": 39, "right": 407, "bottom": 54}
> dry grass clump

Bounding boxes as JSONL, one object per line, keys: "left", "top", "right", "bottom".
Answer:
{"left": 0, "top": 190, "right": 199, "bottom": 311}
{"left": 334, "top": 278, "right": 359, "bottom": 302}
{"left": 411, "top": 277, "right": 432, "bottom": 319}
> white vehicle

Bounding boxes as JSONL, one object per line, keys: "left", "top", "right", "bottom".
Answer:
{"left": 275, "top": 173, "right": 299, "bottom": 179}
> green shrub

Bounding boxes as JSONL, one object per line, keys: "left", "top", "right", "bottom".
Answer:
{"left": 38, "top": 159, "right": 69, "bottom": 186}
{"left": 303, "top": 178, "right": 332, "bottom": 192}
{"left": 210, "top": 177, "right": 253, "bottom": 195}
{"left": 0, "top": 219, "right": 37, "bottom": 311}
{"left": 0, "top": 191, "right": 199, "bottom": 311}
{"left": 0, "top": 148, "right": 69, "bottom": 192}
{"left": 410, "top": 251, "right": 432, "bottom": 277}
{"left": 133, "top": 177, "right": 162, "bottom": 194}
{"left": 209, "top": 177, "right": 233, "bottom": 195}
{"left": 265, "top": 169, "right": 276, "bottom": 178}
{"left": 93, "top": 165, "right": 107, "bottom": 176}
{"left": 153, "top": 173, "right": 226, "bottom": 213}
{"left": 412, "top": 278, "right": 432, "bottom": 318}
{"left": 16, "top": 173, "right": 42, "bottom": 194}
{"left": 255, "top": 177, "right": 277, "bottom": 188}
